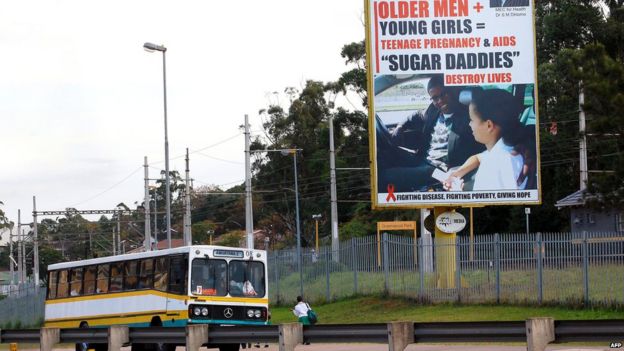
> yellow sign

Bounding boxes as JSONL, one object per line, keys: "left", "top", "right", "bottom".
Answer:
{"left": 377, "top": 221, "right": 417, "bottom": 230}
{"left": 376, "top": 221, "right": 418, "bottom": 266}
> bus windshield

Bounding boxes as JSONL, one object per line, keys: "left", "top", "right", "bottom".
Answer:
{"left": 190, "top": 259, "right": 266, "bottom": 297}
{"left": 191, "top": 258, "right": 227, "bottom": 296}
{"left": 228, "top": 260, "right": 265, "bottom": 297}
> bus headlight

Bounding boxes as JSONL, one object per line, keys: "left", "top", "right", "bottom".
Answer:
{"left": 254, "top": 309, "right": 261, "bottom": 318}
{"left": 201, "top": 307, "right": 209, "bottom": 316}
{"left": 247, "top": 309, "right": 254, "bottom": 318}
{"left": 193, "top": 307, "right": 201, "bottom": 316}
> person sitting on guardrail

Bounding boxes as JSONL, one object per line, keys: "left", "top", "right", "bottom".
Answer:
{"left": 292, "top": 296, "right": 312, "bottom": 345}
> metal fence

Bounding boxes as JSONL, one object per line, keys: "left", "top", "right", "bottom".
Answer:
{"left": 1, "top": 231, "right": 622, "bottom": 327}
{"left": 0, "top": 282, "right": 45, "bottom": 328}
{"left": 268, "top": 232, "right": 624, "bottom": 307}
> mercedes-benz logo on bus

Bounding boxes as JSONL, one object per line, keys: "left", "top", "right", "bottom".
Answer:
{"left": 223, "top": 308, "right": 234, "bottom": 319}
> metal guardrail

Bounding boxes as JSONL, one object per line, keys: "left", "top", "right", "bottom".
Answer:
{"left": 60, "top": 328, "right": 109, "bottom": 344}
{"left": 1, "top": 320, "right": 623, "bottom": 350}
{"left": 414, "top": 321, "right": 526, "bottom": 342}
{"left": 304, "top": 324, "right": 388, "bottom": 343}
{"left": 0, "top": 329, "right": 40, "bottom": 344}
{"left": 555, "top": 320, "right": 624, "bottom": 342}
{"left": 128, "top": 327, "right": 185, "bottom": 345}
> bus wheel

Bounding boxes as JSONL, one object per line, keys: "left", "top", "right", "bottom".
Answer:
{"left": 218, "top": 344, "right": 240, "bottom": 351}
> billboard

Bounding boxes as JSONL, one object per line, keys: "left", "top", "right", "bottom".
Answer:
{"left": 366, "top": 0, "right": 541, "bottom": 208}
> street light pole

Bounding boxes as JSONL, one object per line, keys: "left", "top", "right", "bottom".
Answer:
{"left": 143, "top": 42, "right": 172, "bottom": 249}
{"left": 249, "top": 148, "right": 303, "bottom": 296}
{"left": 292, "top": 150, "right": 304, "bottom": 297}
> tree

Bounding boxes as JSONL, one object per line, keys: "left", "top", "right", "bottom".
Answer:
{"left": 0, "top": 201, "right": 10, "bottom": 231}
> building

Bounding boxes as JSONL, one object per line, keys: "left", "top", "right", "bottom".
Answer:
{"left": 556, "top": 190, "right": 624, "bottom": 233}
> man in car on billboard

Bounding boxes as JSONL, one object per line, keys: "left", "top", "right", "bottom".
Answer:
{"left": 383, "top": 75, "right": 484, "bottom": 192}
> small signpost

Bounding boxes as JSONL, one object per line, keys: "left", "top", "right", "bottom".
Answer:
{"left": 376, "top": 221, "right": 418, "bottom": 266}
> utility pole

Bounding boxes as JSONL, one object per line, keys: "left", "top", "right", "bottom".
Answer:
{"left": 154, "top": 188, "right": 158, "bottom": 248}
{"left": 144, "top": 157, "right": 151, "bottom": 251}
{"left": 184, "top": 148, "right": 192, "bottom": 246}
{"left": 32, "top": 196, "right": 39, "bottom": 288}
{"left": 112, "top": 228, "right": 116, "bottom": 256}
{"left": 244, "top": 114, "right": 254, "bottom": 249}
{"left": 117, "top": 211, "right": 121, "bottom": 255}
{"left": 579, "top": 83, "right": 588, "bottom": 191}
{"left": 329, "top": 115, "right": 339, "bottom": 261}
{"left": 9, "top": 226, "right": 15, "bottom": 286}
{"left": 17, "top": 210, "right": 23, "bottom": 284}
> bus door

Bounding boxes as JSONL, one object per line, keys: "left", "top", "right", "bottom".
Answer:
{"left": 153, "top": 257, "right": 170, "bottom": 313}
{"left": 167, "top": 255, "right": 188, "bottom": 314}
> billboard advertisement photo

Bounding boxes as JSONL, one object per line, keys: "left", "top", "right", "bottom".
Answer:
{"left": 366, "top": 0, "right": 541, "bottom": 208}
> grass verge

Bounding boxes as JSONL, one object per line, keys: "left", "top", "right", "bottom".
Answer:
{"left": 269, "top": 295, "right": 624, "bottom": 324}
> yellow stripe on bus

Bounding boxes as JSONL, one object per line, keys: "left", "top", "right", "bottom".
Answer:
{"left": 45, "top": 310, "right": 186, "bottom": 328}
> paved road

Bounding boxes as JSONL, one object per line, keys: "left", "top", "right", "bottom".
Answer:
{"left": 237, "top": 344, "right": 609, "bottom": 351}
{"left": 15, "top": 344, "right": 609, "bottom": 351}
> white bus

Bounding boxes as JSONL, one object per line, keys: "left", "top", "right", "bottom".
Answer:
{"left": 44, "top": 245, "right": 269, "bottom": 351}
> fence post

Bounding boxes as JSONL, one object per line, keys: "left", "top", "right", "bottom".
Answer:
{"left": 108, "top": 325, "right": 129, "bottom": 351}
{"left": 325, "top": 246, "right": 331, "bottom": 302}
{"left": 383, "top": 233, "right": 390, "bottom": 294}
{"left": 582, "top": 231, "right": 589, "bottom": 306}
{"left": 455, "top": 239, "right": 461, "bottom": 302}
{"left": 495, "top": 233, "right": 501, "bottom": 304}
{"left": 536, "top": 232, "right": 543, "bottom": 304}
{"left": 352, "top": 238, "right": 358, "bottom": 295}
{"left": 418, "top": 237, "right": 425, "bottom": 297}
{"left": 40, "top": 327, "right": 60, "bottom": 351}
{"left": 274, "top": 253, "right": 281, "bottom": 304}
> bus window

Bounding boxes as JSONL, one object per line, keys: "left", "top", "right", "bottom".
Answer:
{"left": 191, "top": 259, "right": 227, "bottom": 296}
{"left": 138, "top": 259, "right": 154, "bottom": 289}
{"left": 168, "top": 255, "right": 187, "bottom": 295}
{"left": 84, "top": 266, "right": 97, "bottom": 295}
{"left": 154, "top": 257, "right": 168, "bottom": 292}
{"left": 70, "top": 268, "right": 83, "bottom": 296}
{"left": 97, "top": 265, "right": 110, "bottom": 294}
{"left": 110, "top": 262, "right": 124, "bottom": 292}
{"left": 47, "top": 271, "right": 58, "bottom": 299}
{"left": 57, "top": 270, "right": 69, "bottom": 298}
{"left": 124, "top": 261, "right": 139, "bottom": 290}
{"left": 228, "top": 261, "right": 265, "bottom": 297}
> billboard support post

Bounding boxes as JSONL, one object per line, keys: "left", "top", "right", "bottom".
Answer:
{"left": 434, "top": 207, "right": 457, "bottom": 289}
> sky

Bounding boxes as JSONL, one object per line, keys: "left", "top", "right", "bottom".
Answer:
{"left": 0, "top": 0, "right": 365, "bottom": 235}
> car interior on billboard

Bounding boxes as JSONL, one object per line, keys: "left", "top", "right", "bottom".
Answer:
{"left": 373, "top": 73, "right": 539, "bottom": 206}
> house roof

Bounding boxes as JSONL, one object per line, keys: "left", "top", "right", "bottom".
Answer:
{"left": 155, "top": 238, "right": 185, "bottom": 250}
{"left": 555, "top": 190, "right": 603, "bottom": 209}
{"left": 556, "top": 190, "right": 586, "bottom": 208}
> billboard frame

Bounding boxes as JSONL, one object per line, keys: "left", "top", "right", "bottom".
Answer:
{"left": 364, "top": 0, "right": 543, "bottom": 210}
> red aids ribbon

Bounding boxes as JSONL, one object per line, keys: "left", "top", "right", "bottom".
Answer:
{"left": 386, "top": 184, "right": 396, "bottom": 202}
